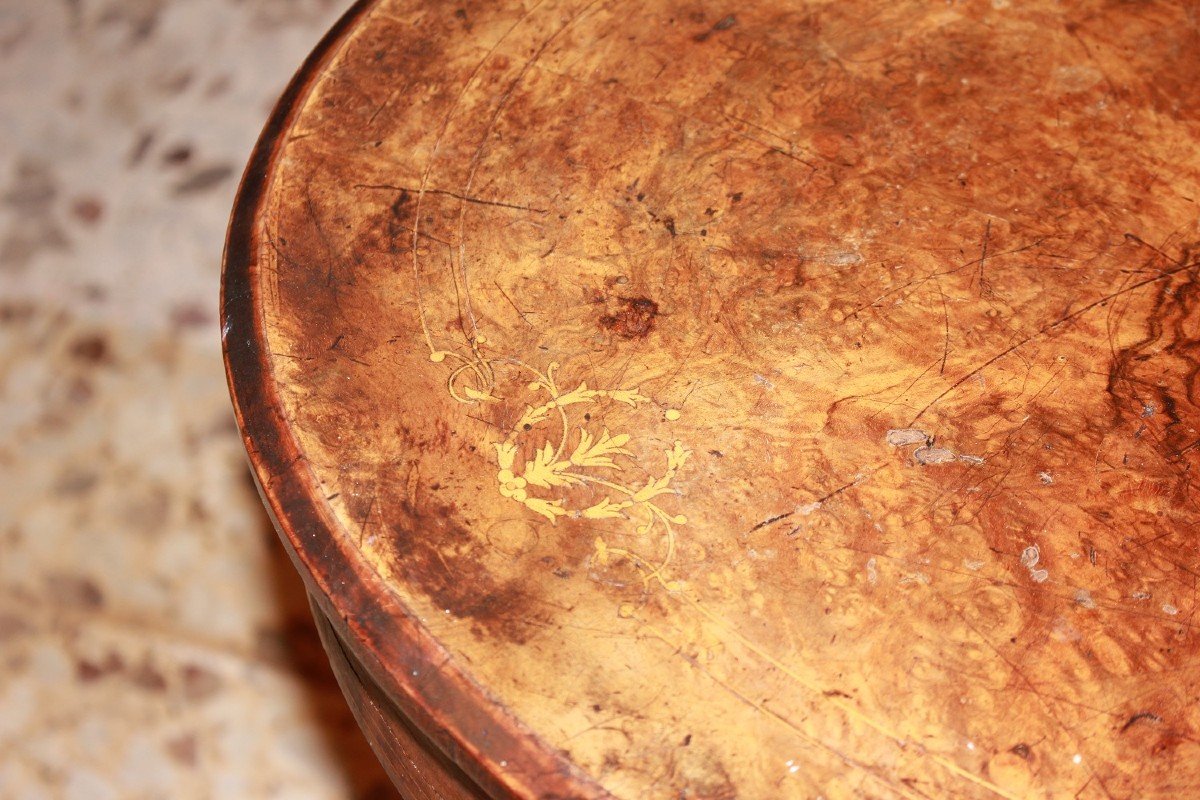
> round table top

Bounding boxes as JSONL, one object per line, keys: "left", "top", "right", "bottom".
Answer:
{"left": 223, "top": 0, "right": 1200, "bottom": 797}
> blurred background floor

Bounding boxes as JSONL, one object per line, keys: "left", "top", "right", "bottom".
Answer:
{"left": 0, "top": 1, "right": 397, "bottom": 797}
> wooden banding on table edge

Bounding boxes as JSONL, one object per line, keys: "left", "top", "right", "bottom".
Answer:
{"left": 220, "top": 2, "right": 604, "bottom": 797}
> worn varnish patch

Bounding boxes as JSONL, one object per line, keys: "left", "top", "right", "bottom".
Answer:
{"left": 230, "top": 0, "right": 1200, "bottom": 798}
{"left": 388, "top": 501, "right": 548, "bottom": 646}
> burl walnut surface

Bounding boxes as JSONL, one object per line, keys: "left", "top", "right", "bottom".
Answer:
{"left": 223, "top": 0, "right": 1200, "bottom": 797}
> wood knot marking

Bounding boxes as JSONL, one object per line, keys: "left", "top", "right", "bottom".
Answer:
{"left": 599, "top": 296, "right": 658, "bottom": 339}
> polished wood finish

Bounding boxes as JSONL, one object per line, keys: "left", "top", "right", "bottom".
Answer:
{"left": 224, "top": 0, "right": 1200, "bottom": 797}
{"left": 309, "top": 594, "right": 487, "bottom": 799}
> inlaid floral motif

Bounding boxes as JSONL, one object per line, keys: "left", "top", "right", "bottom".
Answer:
{"left": 433, "top": 346, "right": 691, "bottom": 587}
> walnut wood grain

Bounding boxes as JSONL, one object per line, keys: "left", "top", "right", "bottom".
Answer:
{"left": 223, "top": 1, "right": 1200, "bottom": 797}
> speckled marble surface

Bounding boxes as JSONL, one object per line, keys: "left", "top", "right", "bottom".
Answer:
{"left": 0, "top": 1, "right": 395, "bottom": 797}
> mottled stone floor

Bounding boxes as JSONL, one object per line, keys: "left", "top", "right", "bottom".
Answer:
{"left": 0, "top": 1, "right": 395, "bottom": 797}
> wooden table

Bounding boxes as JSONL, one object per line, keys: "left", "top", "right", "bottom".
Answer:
{"left": 222, "top": 1, "right": 1200, "bottom": 797}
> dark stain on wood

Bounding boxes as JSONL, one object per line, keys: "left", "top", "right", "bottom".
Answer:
{"left": 599, "top": 296, "right": 658, "bottom": 339}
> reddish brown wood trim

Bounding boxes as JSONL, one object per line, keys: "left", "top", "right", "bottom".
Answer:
{"left": 309, "top": 594, "right": 489, "bottom": 800}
